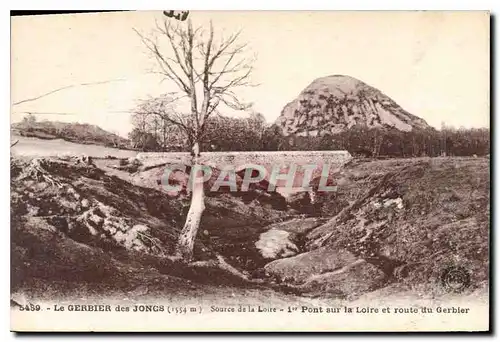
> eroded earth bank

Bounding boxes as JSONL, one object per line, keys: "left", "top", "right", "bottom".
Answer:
{"left": 11, "top": 154, "right": 489, "bottom": 308}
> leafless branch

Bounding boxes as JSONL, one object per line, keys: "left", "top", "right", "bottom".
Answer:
{"left": 133, "top": 28, "right": 191, "bottom": 95}
{"left": 12, "top": 79, "right": 127, "bottom": 106}
{"left": 12, "top": 111, "right": 76, "bottom": 116}
{"left": 134, "top": 18, "right": 256, "bottom": 149}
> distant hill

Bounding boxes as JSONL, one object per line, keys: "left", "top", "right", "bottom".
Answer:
{"left": 11, "top": 120, "right": 131, "bottom": 149}
{"left": 277, "top": 75, "right": 430, "bottom": 137}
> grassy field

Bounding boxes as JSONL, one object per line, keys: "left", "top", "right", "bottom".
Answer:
{"left": 11, "top": 134, "right": 137, "bottom": 158}
{"left": 11, "top": 120, "right": 130, "bottom": 148}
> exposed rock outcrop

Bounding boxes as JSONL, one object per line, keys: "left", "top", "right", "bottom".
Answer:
{"left": 277, "top": 75, "right": 430, "bottom": 136}
{"left": 264, "top": 246, "right": 386, "bottom": 298}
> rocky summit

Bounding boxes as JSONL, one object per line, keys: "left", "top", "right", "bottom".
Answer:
{"left": 276, "top": 75, "right": 430, "bottom": 137}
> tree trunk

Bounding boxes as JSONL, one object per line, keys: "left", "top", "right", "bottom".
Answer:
{"left": 175, "top": 142, "right": 206, "bottom": 261}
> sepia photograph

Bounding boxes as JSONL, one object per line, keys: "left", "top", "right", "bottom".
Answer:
{"left": 10, "top": 10, "right": 490, "bottom": 332}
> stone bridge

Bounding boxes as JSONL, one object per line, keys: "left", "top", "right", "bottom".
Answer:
{"left": 136, "top": 151, "right": 352, "bottom": 194}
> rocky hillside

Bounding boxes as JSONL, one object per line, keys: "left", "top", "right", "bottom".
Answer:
{"left": 277, "top": 75, "right": 430, "bottom": 136}
{"left": 265, "top": 157, "right": 489, "bottom": 298}
{"left": 10, "top": 155, "right": 297, "bottom": 301}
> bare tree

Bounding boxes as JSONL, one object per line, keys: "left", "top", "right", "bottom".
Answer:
{"left": 135, "top": 18, "right": 255, "bottom": 261}
{"left": 132, "top": 94, "right": 188, "bottom": 150}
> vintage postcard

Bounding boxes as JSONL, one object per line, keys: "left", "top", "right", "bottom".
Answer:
{"left": 10, "top": 10, "right": 490, "bottom": 332}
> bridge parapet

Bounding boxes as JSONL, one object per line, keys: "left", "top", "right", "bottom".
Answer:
{"left": 136, "top": 150, "right": 352, "bottom": 170}
{"left": 137, "top": 151, "right": 352, "bottom": 193}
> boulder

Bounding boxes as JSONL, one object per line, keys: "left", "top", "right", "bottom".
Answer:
{"left": 302, "top": 260, "right": 386, "bottom": 298}
{"left": 264, "top": 246, "right": 386, "bottom": 297}
{"left": 264, "top": 246, "right": 358, "bottom": 282}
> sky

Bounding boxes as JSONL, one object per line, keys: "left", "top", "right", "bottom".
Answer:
{"left": 11, "top": 11, "right": 490, "bottom": 137}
